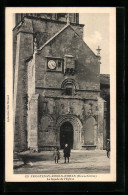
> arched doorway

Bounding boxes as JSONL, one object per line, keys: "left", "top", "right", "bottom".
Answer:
{"left": 60, "top": 122, "right": 73, "bottom": 149}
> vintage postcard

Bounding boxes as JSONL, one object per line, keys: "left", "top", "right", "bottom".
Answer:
{"left": 5, "top": 7, "right": 116, "bottom": 182}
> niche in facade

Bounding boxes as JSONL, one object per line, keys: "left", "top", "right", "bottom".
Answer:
{"left": 84, "top": 116, "right": 96, "bottom": 145}
{"left": 64, "top": 55, "right": 75, "bottom": 75}
{"left": 40, "top": 115, "right": 53, "bottom": 132}
{"left": 39, "top": 115, "right": 56, "bottom": 147}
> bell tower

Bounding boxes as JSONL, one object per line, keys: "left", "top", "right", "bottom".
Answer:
{"left": 15, "top": 13, "right": 79, "bottom": 26}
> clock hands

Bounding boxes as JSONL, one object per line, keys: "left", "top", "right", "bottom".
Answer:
{"left": 48, "top": 60, "right": 56, "bottom": 69}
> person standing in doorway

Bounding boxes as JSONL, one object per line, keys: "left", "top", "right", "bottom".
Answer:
{"left": 63, "top": 143, "right": 70, "bottom": 163}
{"left": 106, "top": 139, "right": 110, "bottom": 158}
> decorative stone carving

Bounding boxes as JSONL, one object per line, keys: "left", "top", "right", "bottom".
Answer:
{"left": 69, "top": 106, "right": 73, "bottom": 114}
{"left": 61, "top": 104, "right": 64, "bottom": 109}
{"left": 42, "top": 101, "right": 48, "bottom": 114}
{"left": 61, "top": 78, "right": 79, "bottom": 90}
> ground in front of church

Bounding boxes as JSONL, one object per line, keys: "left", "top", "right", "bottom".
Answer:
{"left": 14, "top": 150, "right": 110, "bottom": 174}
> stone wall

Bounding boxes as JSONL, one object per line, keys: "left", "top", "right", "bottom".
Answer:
{"left": 32, "top": 17, "right": 83, "bottom": 47}
{"left": 29, "top": 23, "right": 103, "bottom": 151}
{"left": 32, "top": 95, "right": 104, "bottom": 150}
{"left": 28, "top": 94, "right": 39, "bottom": 151}
{"left": 97, "top": 97, "right": 105, "bottom": 149}
{"left": 100, "top": 74, "right": 110, "bottom": 141}
{"left": 13, "top": 30, "right": 33, "bottom": 152}
{"left": 35, "top": 26, "right": 100, "bottom": 93}
{"left": 27, "top": 57, "right": 35, "bottom": 99}
{"left": 14, "top": 17, "right": 84, "bottom": 49}
{"left": 13, "top": 15, "right": 106, "bottom": 152}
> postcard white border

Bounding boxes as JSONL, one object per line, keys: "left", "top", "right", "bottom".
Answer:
{"left": 5, "top": 7, "right": 116, "bottom": 182}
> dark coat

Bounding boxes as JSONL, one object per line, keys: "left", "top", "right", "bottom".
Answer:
{"left": 63, "top": 146, "right": 70, "bottom": 157}
{"left": 106, "top": 141, "right": 110, "bottom": 151}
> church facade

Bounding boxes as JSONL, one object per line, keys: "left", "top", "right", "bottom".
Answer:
{"left": 13, "top": 13, "right": 107, "bottom": 152}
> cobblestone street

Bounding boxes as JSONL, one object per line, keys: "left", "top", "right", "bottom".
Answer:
{"left": 14, "top": 150, "right": 110, "bottom": 174}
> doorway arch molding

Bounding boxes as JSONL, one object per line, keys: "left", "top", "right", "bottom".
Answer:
{"left": 56, "top": 114, "right": 83, "bottom": 149}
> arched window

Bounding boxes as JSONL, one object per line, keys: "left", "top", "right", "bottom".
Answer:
{"left": 65, "top": 83, "right": 73, "bottom": 95}
{"left": 61, "top": 79, "right": 79, "bottom": 96}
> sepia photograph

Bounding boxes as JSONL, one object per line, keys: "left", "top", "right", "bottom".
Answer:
{"left": 5, "top": 7, "right": 116, "bottom": 182}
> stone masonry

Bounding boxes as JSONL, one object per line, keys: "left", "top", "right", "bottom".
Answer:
{"left": 13, "top": 13, "right": 107, "bottom": 152}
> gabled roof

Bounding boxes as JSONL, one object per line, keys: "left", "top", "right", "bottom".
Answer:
{"left": 37, "top": 24, "right": 72, "bottom": 51}
{"left": 37, "top": 24, "right": 86, "bottom": 52}
{"left": 37, "top": 23, "right": 98, "bottom": 57}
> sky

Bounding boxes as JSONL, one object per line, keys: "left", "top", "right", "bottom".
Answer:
{"left": 79, "top": 13, "right": 109, "bottom": 74}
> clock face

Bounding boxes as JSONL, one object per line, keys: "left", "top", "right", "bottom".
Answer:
{"left": 48, "top": 60, "right": 56, "bottom": 70}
